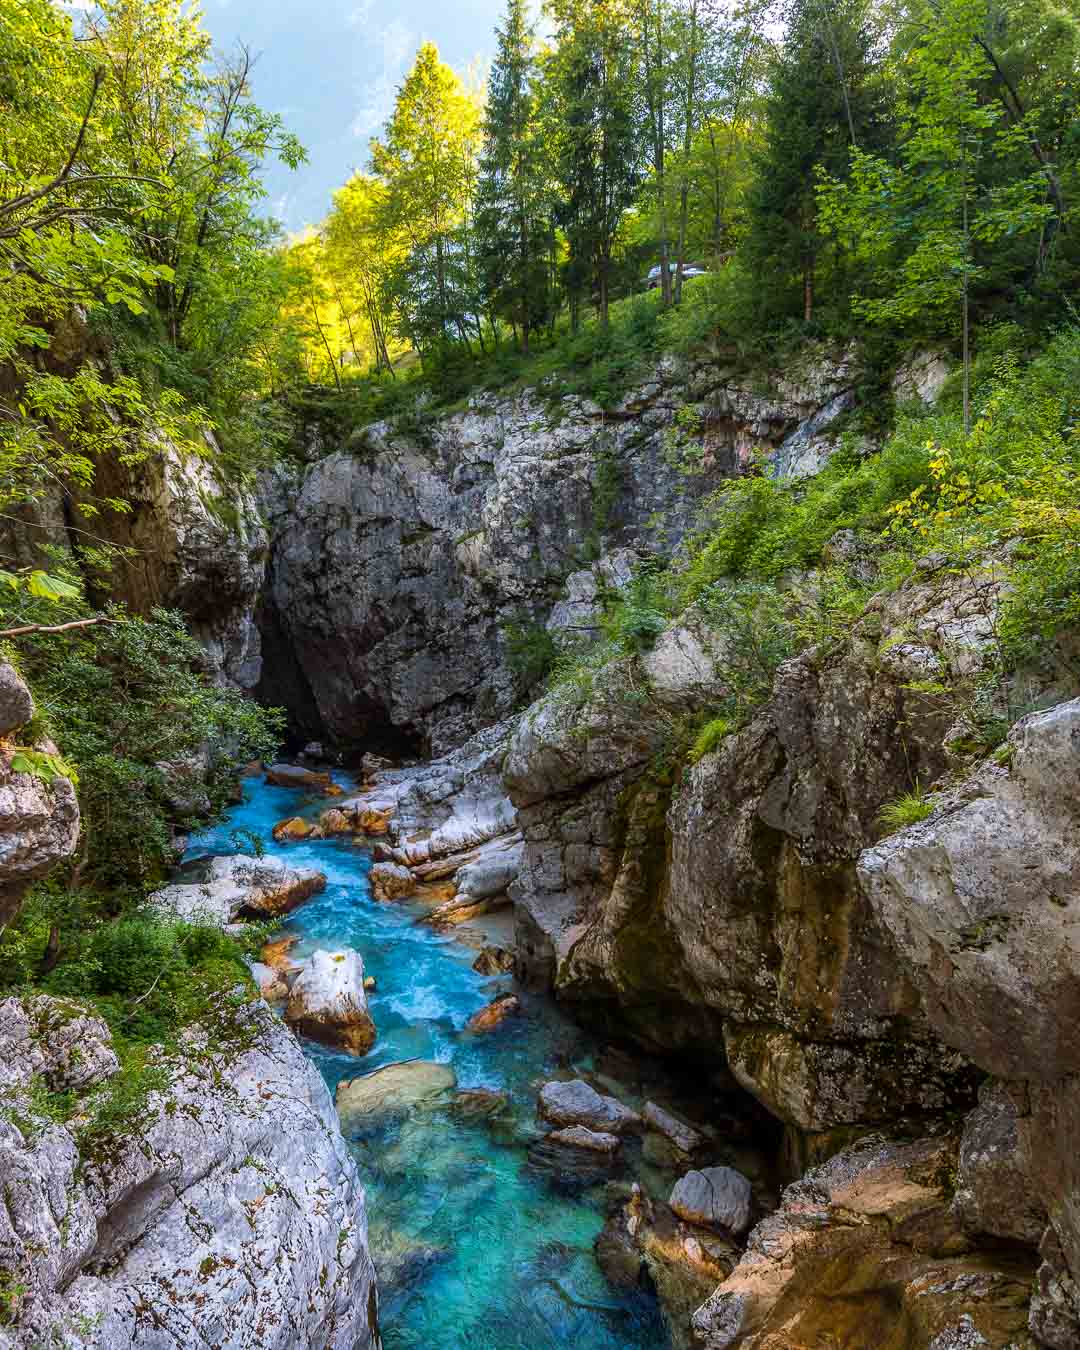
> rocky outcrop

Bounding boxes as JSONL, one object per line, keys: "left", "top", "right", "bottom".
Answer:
{"left": 1, "top": 435, "right": 267, "bottom": 691}
{"left": 669, "top": 1167, "right": 752, "bottom": 1238}
{"left": 859, "top": 697, "right": 1080, "bottom": 1347}
{"left": 150, "top": 853, "right": 326, "bottom": 924}
{"left": 0, "top": 995, "right": 380, "bottom": 1350}
{"left": 0, "top": 663, "right": 79, "bottom": 923}
{"left": 262, "top": 349, "right": 856, "bottom": 752}
{"left": 690, "top": 1133, "right": 1034, "bottom": 1350}
{"left": 504, "top": 570, "right": 1006, "bottom": 1139}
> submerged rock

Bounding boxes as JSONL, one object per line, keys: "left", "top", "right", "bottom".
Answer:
{"left": 537, "top": 1079, "right": 642, "bottom": 1135}
{"left": 669, "top": 1166, "right": 752, "bottom": 1238}
{"left": 286, "top": 949, "right": 376, "bottom": 1055}
{"left": 547, "top": 1125, "right": 621, "bottom": 1154}
{"left": 336, "top": 1060, "right": 457, "bottom": 1132}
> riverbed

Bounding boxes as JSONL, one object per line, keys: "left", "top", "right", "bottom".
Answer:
{"left": 188, "top": 773, "right": 669, "bottom": 1350}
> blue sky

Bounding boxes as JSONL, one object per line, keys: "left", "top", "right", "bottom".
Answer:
{"left": 199, "top": 0, "right": 505, "bottom": 231}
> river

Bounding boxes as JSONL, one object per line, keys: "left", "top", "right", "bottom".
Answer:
{"left": 187, "top": 771, "right": 669, "bottom": 1350}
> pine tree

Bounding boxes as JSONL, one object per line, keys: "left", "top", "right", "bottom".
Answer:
{"left": 475, "top": 0, "right": 552, "bottom": 351}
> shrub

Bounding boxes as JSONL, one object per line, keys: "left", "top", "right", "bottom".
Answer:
{"left": 15, "top": 608, "right": 284, "bottom": 888}
{"left": 688, "top": 717, "right": 731, "bottom": 763}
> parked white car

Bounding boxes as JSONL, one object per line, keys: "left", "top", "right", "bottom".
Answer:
{"left": 646, "top": 262, "right": 707, "bottom": 288}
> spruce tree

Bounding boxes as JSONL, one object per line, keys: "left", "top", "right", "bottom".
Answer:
{"left": 475, "top": 0, "right": 552, "bottom": 351}
{"left": 744, "top": 0, "right": 890, "bottom": 328}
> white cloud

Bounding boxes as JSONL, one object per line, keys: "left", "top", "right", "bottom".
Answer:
{"left": 346, "top": 0, "right": 374, "bottom": 28}
{"left": 349, "top": 18, "right": 416, "bottom": 144}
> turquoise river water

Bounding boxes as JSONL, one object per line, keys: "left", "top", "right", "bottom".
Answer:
{"left": 188, "top": 773, "right": 669, "bottom": 1350}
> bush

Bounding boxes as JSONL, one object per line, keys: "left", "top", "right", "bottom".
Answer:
{"left": 688, "top": 717, "right": 732, "bottom": 763}
{"left": 14, "top": 608, "right": 284, "bottom": 888}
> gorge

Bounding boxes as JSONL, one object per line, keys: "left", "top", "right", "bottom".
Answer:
{"left": 4, "top": 0, "right": 1080, "bottom": 1343}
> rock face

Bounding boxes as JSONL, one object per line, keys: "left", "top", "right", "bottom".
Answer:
{"left": 505, "top": 571, "right": 996, "bottom": 1137}
{"left": 690, "top": 1134, "right": 1034, "bottom": 1350}
{"left": 1, "top": 433, "right": 267, "bottom": 691}
{"left": 859, "top": 698, "right": 1080, "bottom": 1346}
{"left": 0, "top": 995, "right": 380, "bottom": 1350}
{"left": 286, "top": 949, "right": 377, "bottom": 1055}
{"left": 0, "top": 663, "right": 80, "bottom": 922}
{"left": 150, "top": 853, "right": 326, "bottom": 924}
{"left": 261, "top": 349, "right": 856, "bottom": 753}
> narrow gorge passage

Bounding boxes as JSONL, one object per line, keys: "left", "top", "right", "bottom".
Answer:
{"left": 188, "top": 773, "right": 670, "bottom": 1350}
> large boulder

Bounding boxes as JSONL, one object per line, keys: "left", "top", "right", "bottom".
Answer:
{"left": 150, "top": 854, "right": 326, "bottom": 925}
{"left": 335, "top": 1060, "right": 457, "bottom": 1132}
{"left": 286, "top": 949, "right": 376, "bottom": 1055}
{"left": 669, "top": 1167, "right": 752, "bottom": 1238}
{"left": 537, "top": 1079, "right": 642, "bottom": 1135}
{"left": 0, "top": 996, "right": 379, "bottom": 1350}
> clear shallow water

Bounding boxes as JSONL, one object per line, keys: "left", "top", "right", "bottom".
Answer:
{"left": 188, "top": 775, "right": 669, "bottom": 1350}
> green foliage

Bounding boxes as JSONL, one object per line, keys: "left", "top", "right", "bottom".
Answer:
{"left": 502, "top": 616, "right": 559, "bottom": 691}
{"left": 602, "top": 560, "right": 669, "bottom": 654}
{"left": 7, "top": 747, "right": 78, "bottom": 787}
{"left": 877, "top": 784, "right": 936, "bottom": 831}
{"left": 14, "top": 609, "right": 283, "bottom": 887}
{"left": 688, "top": 716, "right": 731, "bottom": 763}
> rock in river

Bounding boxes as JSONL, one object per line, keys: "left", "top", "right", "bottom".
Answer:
{"left": 151, "top": 853, "right": 326, "bottom": 924}
{"left": 466, "top": 992, "right": 522, "bottom": 1033}
{"left": 370, "top": 861, "right": 416, "bottom": 902}
{"left": 336, "top": 1060, "right": 457, "bottom": 1132}
{"left": 286, "top": 949, "right": 376, "bottom": 1055}
{"left": 669, "top": 1166, "right": 752, "bottom": 1238}
{"left": 548, "top": 1125, "right": 621, "bottom": 1154}
{"left": 538, "top": 1079, "right": 642, "bottom": 1135}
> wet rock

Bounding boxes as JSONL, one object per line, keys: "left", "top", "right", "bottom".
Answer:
{"left": 953, "top": 1082, "right": 1045, "bottom": 1247}
{"left": 690, "top": 1134, "right": 1035, "bottom": 1350}
{"left": 370, "top": 861, "right": 415, "bottom": 902}
{"left": 151, "top": 854, "right": 326, "bottom": 924}
{"left": 335, "top": 1060, "right": 457, "bottom": 1132}
{"left": 261, "top": 932, "right": 303, "bottom": 975}
{"left": 537, "top": 1079, "right": 642, "bottom": 1135}
{"left": 265, "top": 762, "right": 335, "bottom": 792}
{"left": 364, "top": 975, "right": 377, "bottom": 991}
{"left": 449, "top": 1088, "right": 510, "bottom": 1122}
{"left": 273, "top": 814, "right": 315, "bottom": 841}
{"left": 320, "top": 806, "right": 354, "bottom": 834}
{"left": 286, "top": 949, "right": 376, "bottom": 1055}
{"left": 547, "top": 1125, "right": 621, "bottom": 1154}
{"left": 472, "top": 945, "right": 515, "bottom": 975}
{"left": 597, "top": 1185, "right": 737, "bottom": 1350}
{"left": 466, "top": 992, "right": 522, "bottom": 1033}
{"left": 643, "top": 1101, "right": 705, "bottom": 1157}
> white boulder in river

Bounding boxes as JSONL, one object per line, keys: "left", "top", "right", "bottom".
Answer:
{"left": 286, "top": 948, "right": 377, "bottom": 1054}
{"left": 0, "top": 995, "right": 380, "bottom": 1349}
